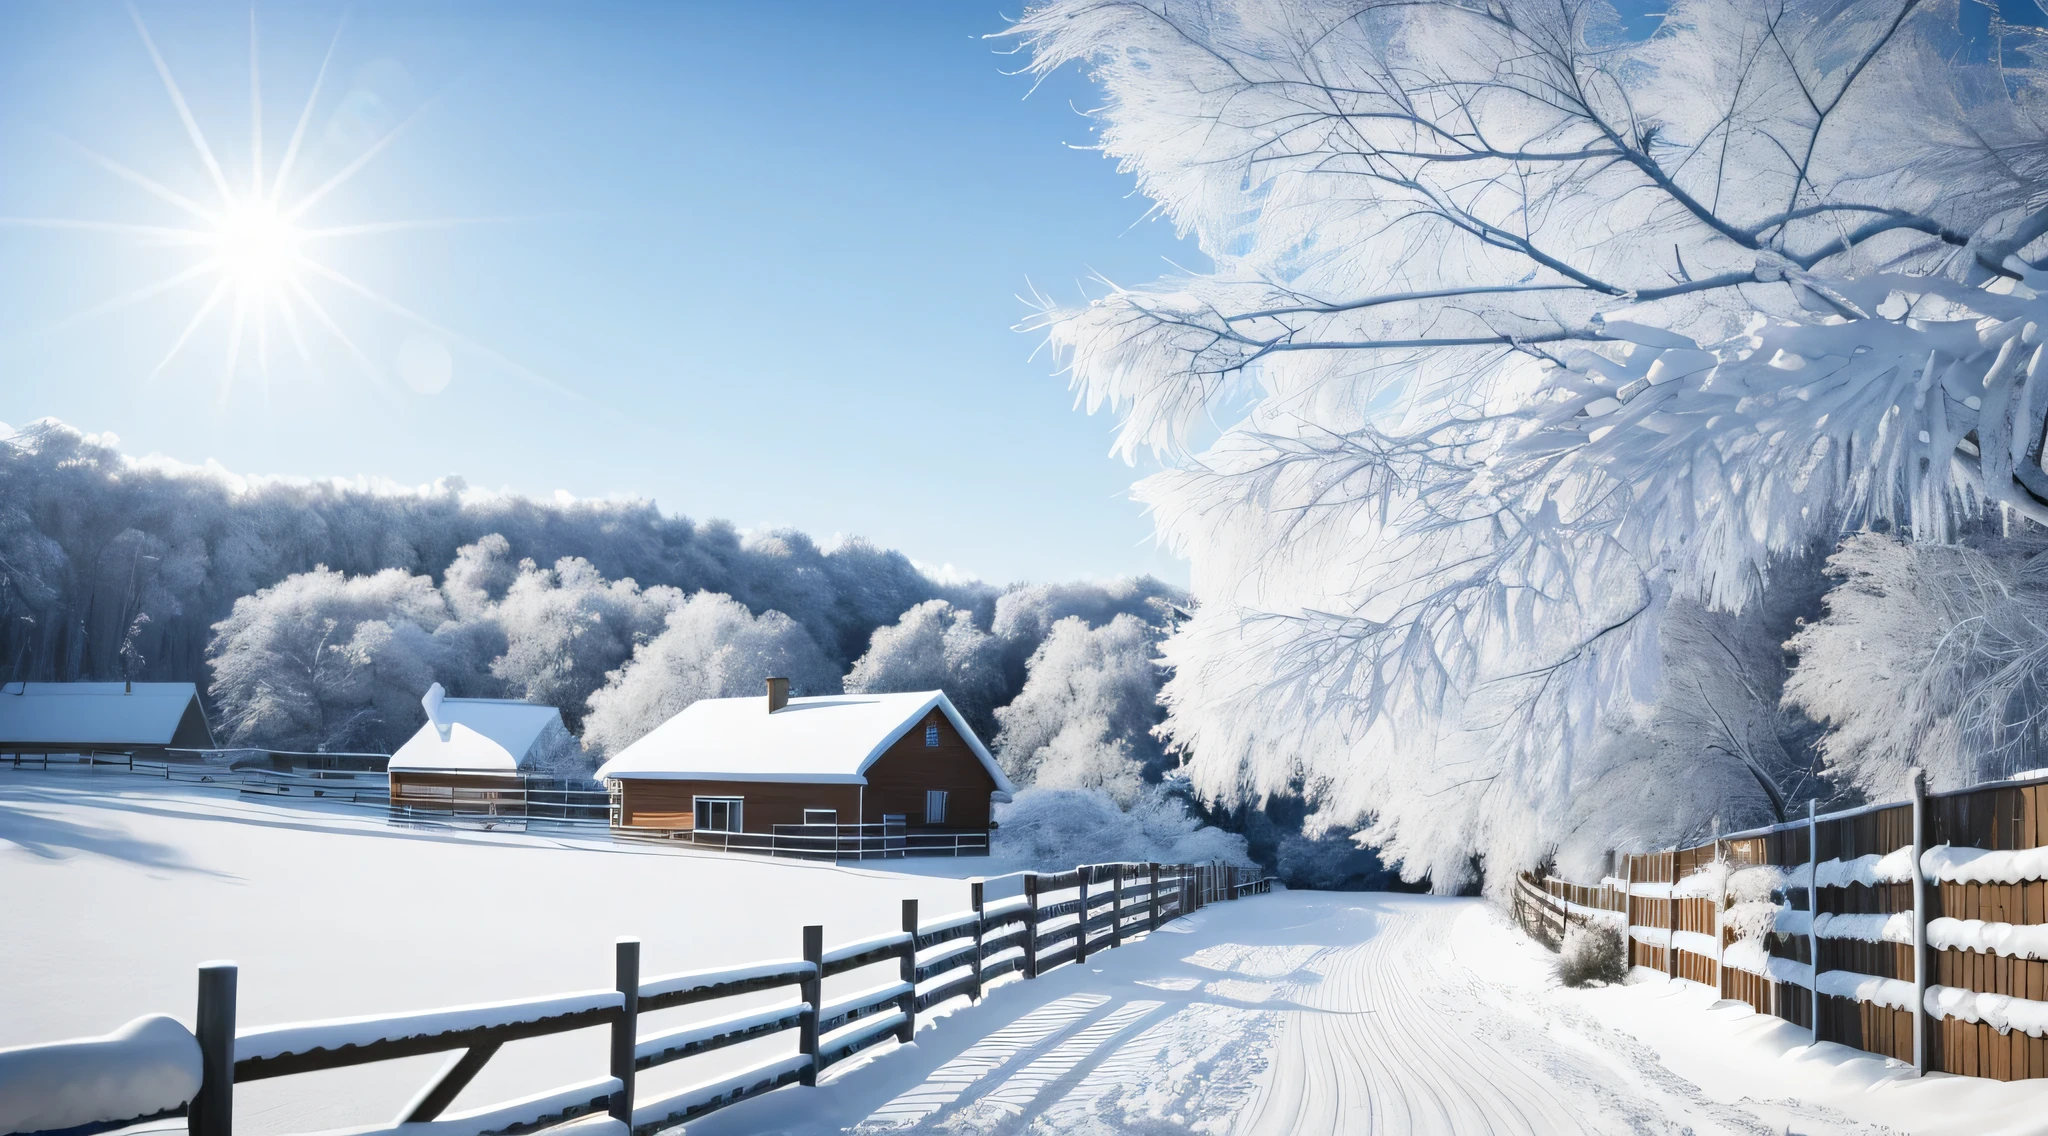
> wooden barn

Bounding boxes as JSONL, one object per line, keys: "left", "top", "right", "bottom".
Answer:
{"left": 595, "top": 678, "right": 1013, "bottom": 853}
{"left": 386, "top": 683, "right": 573, "bottom": 813}
{"left": 0, "top": 681, "right": 215, "bottom": 758}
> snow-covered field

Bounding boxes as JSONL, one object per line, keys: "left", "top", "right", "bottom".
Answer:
{"left": 7, "top": 769, "right": 2048, "bottom": 1135}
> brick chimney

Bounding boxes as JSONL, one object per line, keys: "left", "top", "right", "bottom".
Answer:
{"left": 766, "top": 676, "right": 789, "bottom": 713}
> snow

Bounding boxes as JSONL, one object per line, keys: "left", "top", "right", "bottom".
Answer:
{"left": 0, "top": 682, "right": 208, "bottom": 748}
{"left": 1775, "top": 906, "right": 1813, "bottom": 936}
{"left": 387, "top": 689, "right": 567, "bottom": 774}
{"left": 1672, "top": 929, "right": 1720, "bottom": 957}
{"left": 594, "top": 690, "right": 1014, "bottom": 792}
{"left": 634, "top": 997, "right": 807, "bottom": 1064}
{"left": 1628, "top": 925, "right": 1672, "bottom": 947}
{"left": 1815, "top": 971, "right": 1917, "bottom": 1011}
{"left": 1812, "top": 912, "right": 1915, "bottom": 945}
{"left": 234, "top": 990, "right": 623, "bottom": 1063}
{"left": 1922, "top": 844, "right": 2048, "bottom": 884}
{"left": 1928, "top": 917, "right": 2048, "bottom": 959}
{"left": 0, "top": 770, "right": 972, "bottom": 1134}
{"left": 0, "top": 1014, "right": 200, "bottom": 1132}
{"left": 1925, "top": 986, "right": 2048, "bottom": 1037}
{"left": 639, "top": 959, "right": 812, "bottom": 1002}
{"left": 1627, "top": 880, "right": 1674, "bottom": 898}
{"left": 1720, "top": 940, "right": 1814, "bottom": 988}
{"left": 823, "top": 932, "right": 914, "bottom": 968}
{"left": 318, "top": 1075, "right": 620, "bottom": 1136}
{"left": 1813, "top": 849, "right": 1916, "bottom": 888}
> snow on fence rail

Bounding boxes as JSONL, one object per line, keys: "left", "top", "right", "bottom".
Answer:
{"left": 1515, "top": 767, "right": 2048, "bottom": 1081}
{"left": 0, "top": 861, "right": 1276, "bottom": 1136}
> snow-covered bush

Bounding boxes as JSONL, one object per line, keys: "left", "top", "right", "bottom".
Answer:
{"left": 580, "top": 592, "right": 838, "bottom": 755}
{"left": 1013, "top": 0, "right": 2048, "bottom": 887}
{"left": 487, "top": 554, "right": 681, "bottom": 728}
{"left": 1556, "top": 923, "right": 1628, "bottom": 988}
{"left": 994, "top": 614, "right": 1167, "bottom": 805}
{"left": 992, "top": 787, "right": 1250, "bottom": 870}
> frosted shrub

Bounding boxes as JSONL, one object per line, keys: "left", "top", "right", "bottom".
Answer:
{"left": 1556, "top": 923, "right": 1628, "bottom": 988}
{"left": 992, "top": 786, "right": 1251, "bottom": 870}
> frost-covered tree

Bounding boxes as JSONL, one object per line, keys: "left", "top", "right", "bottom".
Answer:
{"left": 0, "top": 421, "right": 976, "bottom": 693}
{"left": 1785, "top": 531, "right": 2048, "bottom": 800}
{"left": 580, "top": 591, "right": 839, "bottom": 756}
{"left": 1016, "top": 0, "right": 2048, "bottom": 887}
{"left": 487, "top": 555, "right": 680, "bottom": 728}
{"left": 845, "top": 600, "right": 1008, "bottom": 736}
{"left": 207, "top": 567, "right": 494, "bottom": 753}
{"left": 994, "top": 614, "right": 1167, "bottom": 804}
{"left": 989, "top": 576, "right": 1183, "bottom": 686}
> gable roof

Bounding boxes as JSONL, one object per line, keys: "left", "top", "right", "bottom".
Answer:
{"left": 594, "top": 690, "right": 1014, "bottom": 793}
{"left": 0, "top": 682, "right": 215, "bottom": 749}
{"left": 388, "top": 697, "right": 567, "bottom": 774}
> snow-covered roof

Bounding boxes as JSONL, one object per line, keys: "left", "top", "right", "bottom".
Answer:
{"left": 594, "top": 690, "right": 1014, "bottom": 792}
{"left": 388, "top": 692, "right": 567, "bottom": 774}
{"left": 0, "top": 682, "right": 214, "bottom": 749}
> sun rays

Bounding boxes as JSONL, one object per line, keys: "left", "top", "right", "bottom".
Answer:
{"left": 0, "top": 5, "right": 514, "bottom": 402}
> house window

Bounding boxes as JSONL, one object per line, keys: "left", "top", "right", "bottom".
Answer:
{"left": 693, "top": 796, "right": 743, "bottom": 833}
{"left": 925, "top": 790, "right": 949, "bottom": 825}
{"left": 925, "top": 722, "right": 940, "bottom": 747}
{"left": 803, "top": 808, "right": 837, "bottom": 826}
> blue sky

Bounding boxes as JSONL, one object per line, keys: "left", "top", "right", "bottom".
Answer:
{"left": 0, "top": 2, "right": 1204, "bottom": 586}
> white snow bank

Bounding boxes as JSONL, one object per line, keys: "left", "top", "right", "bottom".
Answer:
{"left": 1600, "top": 876, "right": 1630, "bottom": 891}
{"left": 235, "top": 990, "right": 621, "bottom": 1062}
{"left": 1922, "top": 844, "right": 2048, "bottom": 885}
{"left": 1673, "top": 930, "right": 1720, "bottom": 957}
{"left": 1812, "top": 912, "right": 1913, "bottom": 944}
{"left": 1556, "top": 896, "right": 1626, "bottom": 926}
{"left": 1629, "top": 926, "right": 1671, "bottom": 948}
{"left": 1813, "top": 848, "right": 1915, "bottom": 888}
{"left": 1720, "top": 940, "right": 1814, "bottom": 987}
{"left": 0, "top": 1014, "right": 200, "bottom": 1132}
{"left": 1926, "top": 986, "right": 2048, "bottom": 1037}
{"left": 1928, "top": 917, "right": 2048, "bottom": 959}
{"left": 1628, "top": 880, "right": 1673, "bottom": 898}
{"left": 1815, "top": 970, "right": 1915, "bottom": 1011}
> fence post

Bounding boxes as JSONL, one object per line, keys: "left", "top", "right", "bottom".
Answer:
{"left": 610, "top": 938, "right": 639, "bottom": 1123}
{"left": 1148, "top": 863, "right": 1161, "bottom": 931}
{"left": 800, "top": 925, "right": 823, "bottom": 1086}
{"left": 1023, "top": 873, "right": 1040, "bottom": 979}
{"left": 897, "top": 899, "right": 918, "bottom": 1044}
{"left": 969, "top": 878, "right": 986, "bottom": 1001}
{"left": 1807, "top": 798, "right": 1820, "bottom": 1041}
{"left": 1075, "top": 866, "right": 1090, "bottom": 964}
{"left": 191, "top": 961, "right": 236, "bottom": 1136}
{"left": 1911, "top": 768, "right": 1929, "bottom": 1076}
{"left": 1111, "top": 864, "right": 1125, "bottom": 948}
{"left": 1666, "top": 847, "right": 1679, "bottom": 982}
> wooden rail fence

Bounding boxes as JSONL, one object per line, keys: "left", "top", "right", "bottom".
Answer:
{"left": 1, "top": 862, "right": 1275, "bottom": 1136}
{"left": 1514, "top": 768, "right": 2048, "bottom": 1080}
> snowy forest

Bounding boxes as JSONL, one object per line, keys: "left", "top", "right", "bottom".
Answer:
{"left": 1013, "top": 0, "right": 2048, "bottom": 891}
{"left": 0, "top": 420, "right": 1271, "bottom": 870}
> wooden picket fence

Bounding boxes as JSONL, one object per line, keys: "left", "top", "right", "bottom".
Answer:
{"left": 1515, "top": 768, "right": 2048, "bottom": 1081}
{"left": 4, "top": 862, "right": 1274, "bottom": 1136}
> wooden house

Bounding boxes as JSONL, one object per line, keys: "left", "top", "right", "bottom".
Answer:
{"left": 0, "top": 681, "right": 215, "bottom": 758}
{"left": 386, "top": 683, "right": 573, "bottom": 812}
{"left": 594, "top": 678, "right": 1013, "bottom": 844}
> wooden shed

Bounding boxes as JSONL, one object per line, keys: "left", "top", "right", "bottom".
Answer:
{"left": 0, "top": 681, "right": 215, "bottom": 758}
{"left": 594, "top": 679, "right": 1013, "bottom": 850}
{"left": 386, "top": 683, "right": 573, "bottom": 813}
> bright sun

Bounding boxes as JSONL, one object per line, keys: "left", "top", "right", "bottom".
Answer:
{"left": 0, "top": 8, "right": 531, "bottom": 399}
{"left": 214, "top": 199, "right": 301, "bottom": 294}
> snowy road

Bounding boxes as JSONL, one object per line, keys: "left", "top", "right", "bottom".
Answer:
{"left": 701, "top": 892, "right": 1896, "bottom": 1136}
